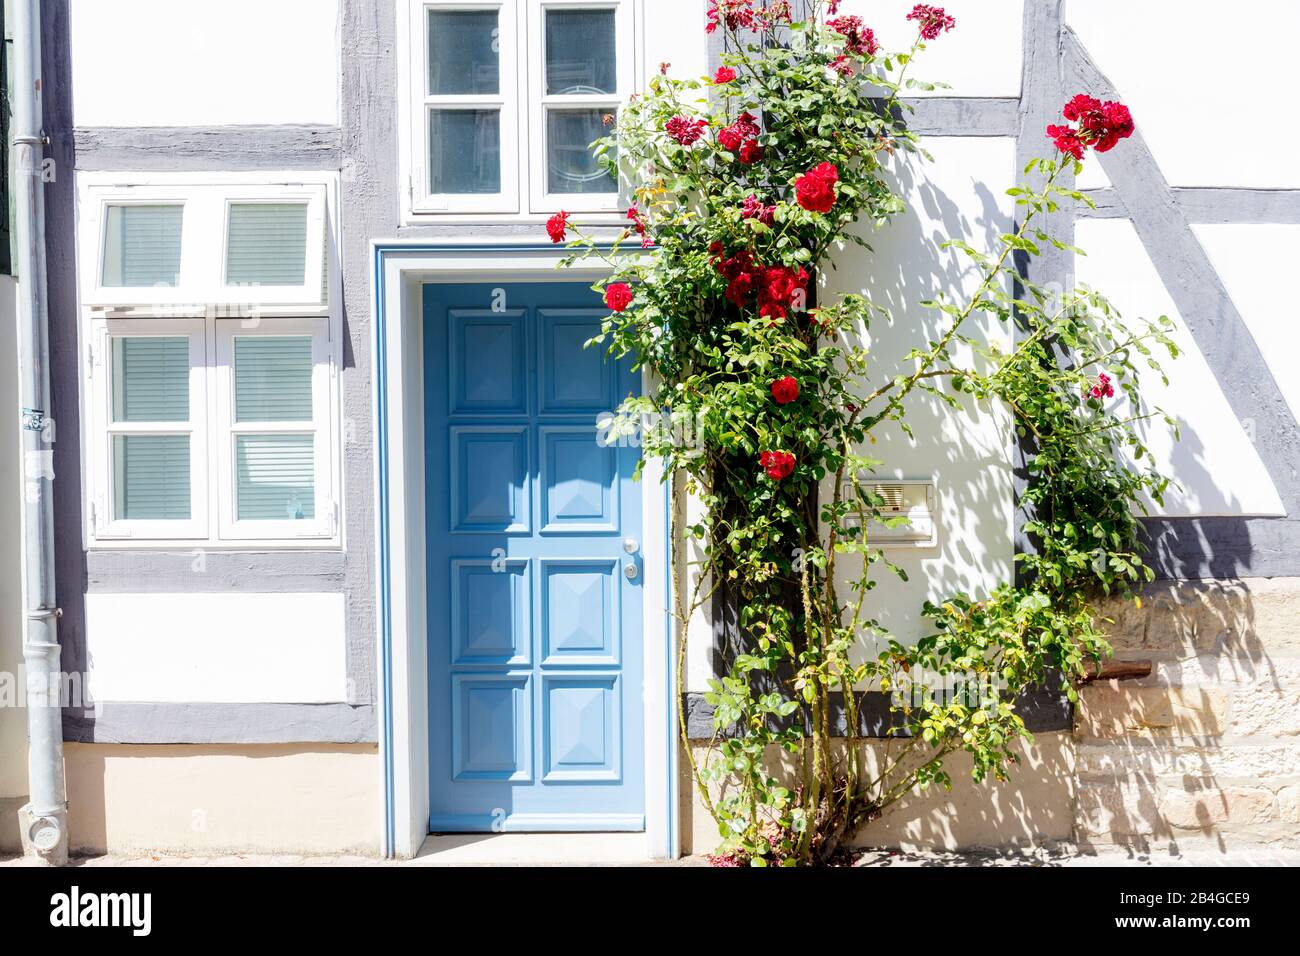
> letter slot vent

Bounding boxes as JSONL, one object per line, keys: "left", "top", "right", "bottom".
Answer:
{"left": 839, "top": 478, "right": 938, "bottom": 549}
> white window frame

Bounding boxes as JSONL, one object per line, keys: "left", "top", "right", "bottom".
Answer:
{"left": 399, "top": 0, "right": 640, "bottom": 222}
{"left": 214, "top": 317, "right": 336, "bottom": 541}
{"left": 526, "top": 0, "right": 633, "bottom": 214}
{"left": 88, "top": 318, "right": 209, "bottom": 542}
{"left": 78, "top": 171, "right": 344, "bottom": 550}
{"left": 409, "top": 0, "right": 523, "bottom": 214}
{"left": 81, "top": 182, "right": 327, "bottom": 309}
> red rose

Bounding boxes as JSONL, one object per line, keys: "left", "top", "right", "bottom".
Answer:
{"left": 741, "top": 194, "right": 776, "bottom": 227}
{"left": 604, "top": 282, "right": 633, "bottom": 312}
{"left": 1063, "top": 93, "right": 1102, "bottom": 123}
{"left": 795, "top": 162, "right": 839, "bottom": 214}
{"left": 1047, "top": 124, "right": 1085, "bottom": 161}
{"left": 758, "top": 265, "right": 809, "bottom": 319}
{"left": 738, "top": 139, "right": 763, "bottom": 164}
{"left": 713, "top": 66, "right": 737, "bottom": 84}
{"left": 732, "top": 112, "right": 760, "bottom": 137}
{"left": 771, "top": 376, "right": 799, "bottom": 405}
{"left": 725, "top": 271, "right": 754, "bottom": 307}
{"left": 719, "top": 112, "right": 760, "bottom": 156}
{"left": 546, "top": 210, "right": 569, "bottom": 244}
{"left": 1048, "top": 95, "right": 1134, "bottom": 159}
{"left": 706, "top": 0, "right": 756, "bottom": 34}
{"left": 665, "top": 115, "right": 707, "bottom": 146}
{"left": 1088, "top": 372, "right": 1115, "bottom": 399}
{"left": 718, "top": 248, "right": 755, "bottom": 280}
{"left": 906, "top": 4, "right": 955, "bottom": 41}
{"left": 759, "top": 450, "right": 796, "bottom": 481}
{"left": 827, "top": 15, "right": 878, "bottom": 57}
{"left": 1095, "top": 102, "right": 1134, "bottom": 153}
{"left": 626, "top": 205, "right": 646, "bottom": 237}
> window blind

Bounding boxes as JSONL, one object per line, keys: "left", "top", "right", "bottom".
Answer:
{"left": 235, "top": 434, "right": 316, "bottom": 521}
{"left": 225, "top": 203, "right": 308, "bottom": 286}
{"left": 112, "top": 336, "right": 190, "bottom": 422}
{"left": 101, "top": 204, "right": 183, "bottom": 288}
{"left": 113, "top": 435, "right": 191, "bottom": 520}
{"left": 234, "top": 336, "right": 313, "bottom": 422}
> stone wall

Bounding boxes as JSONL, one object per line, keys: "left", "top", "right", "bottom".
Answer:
{"left": 1077, "top": 579, "right": 1300, "bottom": 851}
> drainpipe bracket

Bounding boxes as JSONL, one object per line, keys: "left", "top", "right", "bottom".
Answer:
{"left": 17, "top": 804, "right": 69, "bottom": 867}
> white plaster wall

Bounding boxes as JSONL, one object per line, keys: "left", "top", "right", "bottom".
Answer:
{"left": 837, "top": 0, "right": 1023, "bottom": 97}
{"left": 1074, "top": 219, "right": 1284, "bottom": 518}
{"left": 84, "top": 592, "right": 349, "bottom": 703}
{"left": 1067, "top": 0, "right": 1300, "bottom": 188}
{"left": 1194, "top": 225, "right": 1300, "bottom": 433}
{"left": 69, "top": 0, "right": 340, "bottom": 127}
{"left": 0, "top": 277, "right": 27, "bottom": 801}
{"left": 644, "top": 0, "right": 708, "bottom": 82}
{"left": 835, "top": 137, "right": 1016, "bottom": 647}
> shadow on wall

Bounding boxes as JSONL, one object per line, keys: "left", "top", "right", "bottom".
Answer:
{"left": 679, "top": 732, "right": 1077, "bottom": 854}
{"left": 820, "top": 139, "right": 1014, "bottom": 651}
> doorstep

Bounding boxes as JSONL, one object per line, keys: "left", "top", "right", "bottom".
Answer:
{"left": 412, "top": 832, "right": 653, "bottom": 866}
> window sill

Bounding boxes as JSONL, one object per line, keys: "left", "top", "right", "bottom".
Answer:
{"left": 86, "top": 538, "right": 344, "bottom": 552}
{"left": 397, "top": 208, "right": 631, "bottom": 230}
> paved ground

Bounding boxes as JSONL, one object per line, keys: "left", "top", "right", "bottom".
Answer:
{"left": 3, "top": 845, "right": 1297, "bottom": 867}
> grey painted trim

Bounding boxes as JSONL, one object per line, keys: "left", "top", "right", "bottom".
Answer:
{"left": 682, "top": 688, "right": 1072, "bottom": 740}
{"left": 1142, "top": 516, "right": 1300, "bottom": 580}
{"left": 42, "top": 1, "right": 95, "bottom": 738}
{"left": 73, "top": 125, "right": 343, "bottom": 172}
{"left": 1012, "top": 1, "right": 1072, "bottom": 564}
{"left": 63, "top": 703, "right": 377, "bottom": 745}
{"left": 338, "top": 0, "right": 397, "bottom": 711}
{"left": 85, "top": 551, "right": 346, "bottom": 593}
{"left": 1081, "top": 187, "right": 1300, "bottom": 224}
{"left": 1063, "top": 30, "right": 1300, "bottom": 581}
{"left": 896, "top": 97, "right": 1021, "bottom": 137}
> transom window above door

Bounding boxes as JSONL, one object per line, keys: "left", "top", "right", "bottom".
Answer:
{"left": 404, "top": 0, "right": 637, "bottom": 218}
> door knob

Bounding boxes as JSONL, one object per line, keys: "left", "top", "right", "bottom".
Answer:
{"left": 624, "top": 562, "right": 640, "bottom": 581}
{"left": 623, "top": 538, "right": 639, "bottom": 554}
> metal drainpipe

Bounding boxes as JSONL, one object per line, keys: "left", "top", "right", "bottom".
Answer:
{"left": 13, "top": 0, "right": 69, "bottom": 866}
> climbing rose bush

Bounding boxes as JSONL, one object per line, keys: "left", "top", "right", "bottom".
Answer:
{"left": 553, "top": 0, "right": 1177, "bottom": 866}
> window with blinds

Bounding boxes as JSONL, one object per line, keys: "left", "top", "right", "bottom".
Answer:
{"left": 83, "top": 181, "right": 328, "bottom": 307}
{"left": 113, "top": 435, "right": 191, "bottom": 520}
{"left": 231, "top": 335, "right": 317, "bottom": 523}
{"left": 233, "top": 336, "right": 313, "bottom": 421}
{"left": 101, "top": 204, "right": 184, "bottom": 288}
{"left": 235, "top": 435, "right": 316, "bottom": 521}
{"left": 109, "top": 336, "right": 192, "bottom": 520}
{"left": 83, "top": 177, "right": 338, "bottom": 546}
{"left": 225, "top": 203, "right": 309, "bottom": 287}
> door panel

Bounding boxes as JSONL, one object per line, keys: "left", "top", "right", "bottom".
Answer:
{"left": 426, "top": 282, "right": 645, "bottom": 832}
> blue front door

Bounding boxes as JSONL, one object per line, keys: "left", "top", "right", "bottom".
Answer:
{"left": 424, "top": 282, "right": 645, "bottom": 832}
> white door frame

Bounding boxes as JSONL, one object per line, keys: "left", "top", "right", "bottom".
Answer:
{"left": 371, "top": 241, "right": 678, "bottom": 859}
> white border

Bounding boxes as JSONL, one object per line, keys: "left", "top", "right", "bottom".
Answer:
{"left": 373, "top": 242, "right": 677, "bottom": 860}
